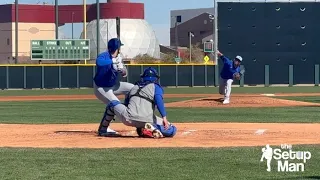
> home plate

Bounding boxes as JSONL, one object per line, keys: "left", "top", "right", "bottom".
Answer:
{"left": 182, "top": 132, "right": 192, "bottom": 135}
{"left": 255, "top": 129, "right": 267, "bottom": 135}
{"left": 182, "top": 130, "right": 197, "bottom": 135}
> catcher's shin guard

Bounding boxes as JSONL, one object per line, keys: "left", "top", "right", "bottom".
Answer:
{"left": 97, "top": 109, "right": 115, "bottom": 136}
{"left": 97, "top": 101, "right": 120, "bottom": 136}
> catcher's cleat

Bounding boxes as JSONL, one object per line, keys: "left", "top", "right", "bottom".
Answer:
{"left": 98, "top": 127, "right": 121, "bottom": 137}
{"left": 144, "top": 123, "right": 164, "bottom": 138}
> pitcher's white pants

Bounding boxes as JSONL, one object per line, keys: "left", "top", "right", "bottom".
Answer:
{"left": 219, "top": 77, "right": 233, "bottom": 100}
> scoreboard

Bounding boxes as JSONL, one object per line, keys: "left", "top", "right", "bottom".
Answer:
{"left": 30, "top": 39, "right": 90, "bottom": 60}
{"left": 203, "top": 41, "right": 214, "bottom": 53}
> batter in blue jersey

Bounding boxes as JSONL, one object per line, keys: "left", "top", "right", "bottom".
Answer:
{"left": 93, "top": 38, "right": 134, "bottom": 136}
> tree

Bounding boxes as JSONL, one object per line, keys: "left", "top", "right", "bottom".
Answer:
{"left": 160, "top": 53, "right": 177, "bottom": 64}
{"left": 133, "top": 54, "right": 159, "bottom": 64}
{"left": 181, "top": 43, "right": 204, "bottom": 64}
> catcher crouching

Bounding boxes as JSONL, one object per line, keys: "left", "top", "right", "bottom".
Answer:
{"left": 98, "top": 67, "right": 177, "bottom": 138}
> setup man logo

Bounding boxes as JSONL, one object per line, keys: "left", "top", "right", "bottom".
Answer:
{"left": 260, "top": 144, "right": 312, "bottom": 172}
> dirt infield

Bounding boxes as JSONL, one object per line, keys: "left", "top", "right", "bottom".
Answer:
{"left": 0, "top": 94, "right": 208, "bottom": 102}
{"left": 1, "top": 93, "right": 320, "bottom": 149}
{"left": 166, "top": 96, "right": 320, "bottom": 107}
{"left": 1, "top": 93, "right": 319, "bottom": 108}
{"left": 1, "top": 92, "right": 320, "bottom": 102}
{"left": 0, "top": 123, "right": 319, "bottom": 148}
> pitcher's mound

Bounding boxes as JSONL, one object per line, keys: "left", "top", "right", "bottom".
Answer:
{"left": 166, "top": 96, "right": 320, "bottom": 108}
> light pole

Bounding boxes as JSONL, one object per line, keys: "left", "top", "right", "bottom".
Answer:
{"left": 55, "top": 0, "right": 58, "bottom": 39}
{"left": 71, "top": 12, "right": 74, "bottom": 39}
{"left": 208, "top": 14, "right": 215, "bottom": 61}
{"left": 208, "top": 13, "right": 214, "bottom": 51}
{"left": 189, "top": 32, "right": 194, "bottom": 63}
{"left": 213, "top": 0, "right": 219, "bottom": 86}
{"left": 213, "top": 0, "right": 218, "bottom": 62}
{"left": 106, "top": 21, "right": 109, "bottom": 42}
{"left": 96, "top": 0, "right": 100, "bottom": 56}
{"left": 83, "top": 0, "right": 87, "bottom": 64}
{"left": 15, "top": 0, "right": 18, "bottom": 64}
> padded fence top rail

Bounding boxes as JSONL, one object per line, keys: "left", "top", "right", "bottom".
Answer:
{"left": 0, "top": 64, "right": 216, "bottom": 67}
{"left": 217, "top": 0, "right": 320, "bottom": 2}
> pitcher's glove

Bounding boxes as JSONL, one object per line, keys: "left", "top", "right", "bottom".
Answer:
{"left": 234, "top": 73, "right": 241, "bottom": 80}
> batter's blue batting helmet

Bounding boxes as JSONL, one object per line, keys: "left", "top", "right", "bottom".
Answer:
{"left": 141, "top": 67, "right": 160, "bottom": 83}
{"left": 155, "top": 124, "right": 177, "bottom": 137}
{"left": 108, "top": 38, "right": 123, "bottom": 54}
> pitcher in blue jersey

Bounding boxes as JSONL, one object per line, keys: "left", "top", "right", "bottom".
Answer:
{"left": 93, "top": 38, "right": 134, "bottom": 136}
{"left": 217, "top": 50, "right": 243, "bottom": 104}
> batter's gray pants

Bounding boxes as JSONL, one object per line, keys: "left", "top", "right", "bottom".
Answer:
{"left": 94, "top": 81, "right": 134, "bottom": 104}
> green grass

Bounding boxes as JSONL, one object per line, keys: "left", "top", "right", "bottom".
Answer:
{"left": 275, "top": 96, "right": 320, "bottom": 104}
{"left": 168, "top": 107, "right": 320, "bottom": 123}
{"left": 1, "top": 89, "right": 320, "bottom": 180}
{"left": 0, "top": 146, "right": 319, "bottom": 180}
{"left": 1, "top": 86, "right": 320, "bottom": 96}
{"left": 164, "top": 97, "right": 197, "bottom": 103}
{"left": 1, "top": 100, "right": 320, "bottom": 124}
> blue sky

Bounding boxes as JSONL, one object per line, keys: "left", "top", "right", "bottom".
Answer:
{"left": 5, "top": 0, "right": 213, "bottom": 45}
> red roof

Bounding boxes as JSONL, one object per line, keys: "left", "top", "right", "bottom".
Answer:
{"left": 0, "top": 2, "right": 144, "bottom": 24}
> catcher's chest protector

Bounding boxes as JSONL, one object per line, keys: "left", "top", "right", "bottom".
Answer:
{"left": 126, "top": 84, "right": 157, "bottom": 123}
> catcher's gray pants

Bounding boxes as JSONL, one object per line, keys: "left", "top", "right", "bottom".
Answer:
{"left": 94, "top": 81, "right": 134, "bottom": 104}
{"left": 113, "top": 103, "right": 164, "bottom": 128}
{"left": 219, "top": 77, "right": 233, "bottom": 100}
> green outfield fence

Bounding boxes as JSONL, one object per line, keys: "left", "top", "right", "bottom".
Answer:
{"left": 0, "top": 64, "right": 318, "bottom": 89}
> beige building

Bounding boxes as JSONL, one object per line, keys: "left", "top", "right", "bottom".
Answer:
{"left": 0, "top": 23, "right": 55, "bottom": 63}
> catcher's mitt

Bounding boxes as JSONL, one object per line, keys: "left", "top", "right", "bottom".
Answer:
{"left": 136, "top": 128, "right": 154, "bottom": 138}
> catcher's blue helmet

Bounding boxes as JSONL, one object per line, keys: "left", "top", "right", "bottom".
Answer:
{"left": 141, "top": 67, "right": 159, "bottom": 83}
{"left": 108, "top": 38, "right": 123, "bottom": 54}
